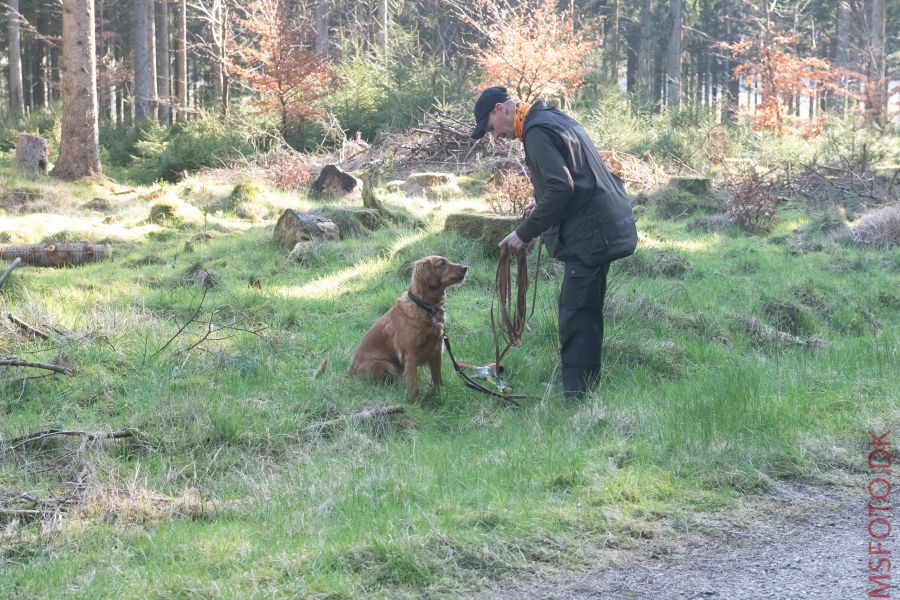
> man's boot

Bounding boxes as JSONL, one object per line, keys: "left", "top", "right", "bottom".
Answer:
{"left": 562, "top": 367, "right": 597, "bottom": 400}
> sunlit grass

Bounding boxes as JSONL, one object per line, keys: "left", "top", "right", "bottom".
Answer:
{"left": 1, "top": 162, "right": 898, "bottom": 598}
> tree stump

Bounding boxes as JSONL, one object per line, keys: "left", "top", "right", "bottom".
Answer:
{"left": 0, "top": 243, "right": 111, "bottom": 267}
{"left": 406, "top": 172, "right": 452, "bottom": 187}
{"left": 274, "top": 210, "right": 340, "bottom": 248}
{"left": 444, "top": 212, "right": 520, "bottom": 255}
{"left": 310, "top": 165, "right": 361, "bottom": 196}
{"left": 360, "top": 173, "right": 386, "bottom": 214}
{"left": 403, "top": 172, "right": 462, "bottom": 199}
{"left": 15, "top": 135, "right": 49, "bottom": 175}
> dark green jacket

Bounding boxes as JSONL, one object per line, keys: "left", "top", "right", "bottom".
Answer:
{"left": 514, "top": 102, "right": 637, "bottom": 266}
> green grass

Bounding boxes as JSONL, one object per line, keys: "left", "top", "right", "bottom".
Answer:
{"left": 1, "top": 164, "right": 898, "bottom": 598}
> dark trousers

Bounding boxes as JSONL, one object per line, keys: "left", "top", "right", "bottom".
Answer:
{"left": 559, "top": 260, "right": 610, "bottom": 397}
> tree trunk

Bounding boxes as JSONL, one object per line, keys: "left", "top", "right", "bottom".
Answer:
{"left": 625, "top": 23, "right": 637, "bottom": 93}
{"left": 49, "top": 44, "right": 60, "bottom": 103}
{"left": 50, "top": 0, "right": 102, "bottom": 180}
{"left": 636, "top": 0, "right": 654, "bottom": 105}
{"left": 97, "top": 0, "right": 107, "bottom": 118}
{"left": 116, "top": 82, "right": 124, "bottom": 124}
{"left": 176, "top": 0, "right": 187, "bottom": 122}
{"left": 210, "top": 0, "right": 224, "bottom": 113}
{"left": 109, "top": 81, "right": 117, "bottom": 123}
{"left": 30, "top": 33, "right": 45, "bottom": 108}
{"left": 134, "top": 0, "right": 151, "bottom": 120}
{"left": 722, "top": 0, "right": 739, "bottom": 123}
{"left": 148, "top": 0, "right": 158, "bottom": 120}
{"left": 31, "top": 8, "right": 48, "bottom": 109}
{"left": 808, "top": 18, "right": 817, "bottom": 120}
{"left": 36, "top": 6, "right": 50, "bottom": 107}
{"left": 315, "top": 0, "right": 330, "bottom": 55}
{"left": 834, "top": 0, "right": 850, "bottom": 115}
{"left": 7, "top": 0, "right": 25, "bottom": 113}
{"left": 220, "top": 4, "right": 229, "bottom": 120}
{"left": 867, "top": 0, "right": 886, "bottom": 124}
{"left": 157, "top": 0, "right": 171, "bottom": 124}
{"left": 604, "top": 0, "right": 619, "bottom": 84}
{"left": 665, "top": 0, "right": 682, "bottom": 109}
{"left": 377, "top": 0, "right": 388, "bottom": 54}
{"left": 23, "top": 37, "right": 33, "bottom": 110}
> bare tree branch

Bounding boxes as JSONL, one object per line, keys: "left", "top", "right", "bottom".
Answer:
{"left": 0, "top": 257, "right": 22, "bottom": 289}
{"left": 0, "top": 358, "right": 74, "bottom": 376}
{"left": 2, "top": 428, "right": 135, "bottom": 454}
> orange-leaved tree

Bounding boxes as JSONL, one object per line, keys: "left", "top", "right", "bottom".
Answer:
{"left": 461, "top": 0, "right": 598, "bottom": 103}
{"left": 719, "top": 31, "right": 839, "bottom": 135}
{"left": 234, "top": 0, "right": 332, "bottom": 131}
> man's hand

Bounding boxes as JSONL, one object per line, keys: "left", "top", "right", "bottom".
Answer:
{"left": 524, "top": 201, "right": 536, "bottom": 217}
{"left": 499, "top": 231, "right": 527, "bottom": 252}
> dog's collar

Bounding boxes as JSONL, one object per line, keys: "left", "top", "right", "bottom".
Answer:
{"left": 407, "top": 291, "right": 442, "bottom": 320}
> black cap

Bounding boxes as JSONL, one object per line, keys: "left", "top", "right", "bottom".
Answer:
{"left": 471, "top": 86, "right": 510, "bottom": 140}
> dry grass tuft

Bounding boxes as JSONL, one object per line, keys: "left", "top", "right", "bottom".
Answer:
{"left": 847, "top": 204, "right": 900, "bottom": 249}
{"left": 77, "top": 484, "right": 215, "bottom": 524}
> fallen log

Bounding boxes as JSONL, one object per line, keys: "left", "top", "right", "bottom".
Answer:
{"left": 0, "top": 243, "right": 111, "bottom": 267}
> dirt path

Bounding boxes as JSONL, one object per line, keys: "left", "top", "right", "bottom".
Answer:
{"left": 477, "top": 480, "right": 872, "bottom": 600}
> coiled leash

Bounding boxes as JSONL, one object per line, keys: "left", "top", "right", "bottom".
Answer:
{"left": 443, "top": 237, "right": 542, "bottom": 407}
{"left": 492, "top": 241, "right": 541, "bottom": 369}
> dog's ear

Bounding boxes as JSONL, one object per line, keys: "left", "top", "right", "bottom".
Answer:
{"left": 412, "top": 258, "right": 439, "bottom": 289}
{"left": 411, "top": 258, "right": 427, "bottom": 284}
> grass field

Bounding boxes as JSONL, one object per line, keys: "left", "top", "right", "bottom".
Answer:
{"left": 1, "top": 161, "right": 898, "bottom": 598}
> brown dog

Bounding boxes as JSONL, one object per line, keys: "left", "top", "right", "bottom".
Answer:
{"left": 350, "top": 256, "right": 468, "bottom": 402}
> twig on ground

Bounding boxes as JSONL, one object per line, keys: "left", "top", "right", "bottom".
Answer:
{"left": 7, "top": 313, "right": 50, "bottom": 339}
{"left": 0, "top": 357, "right": 74, "bottom": 376}
{"left": 308, "top": 405, "right": 406, "bottom": 433}
{"left": 149, "top": 286, "right": 209, "bottom": 361}
{"left": 2, "top": 428, "right": 135, "bottom": 454}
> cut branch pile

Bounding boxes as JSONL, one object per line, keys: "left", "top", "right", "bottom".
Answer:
{"left": 599, "top": 149, "right": 666, "bottom": 193}
{"left": 0, "top": 428, "right": 141, "bottom": 525}
{"left": 778, "top": 163, "right": 898, "bottom": 210}
{"left": 0, "top": 491, "right": 77, "bottom": 523}
{"left": 365, "top": 110, "right": 525, "bottom": 175}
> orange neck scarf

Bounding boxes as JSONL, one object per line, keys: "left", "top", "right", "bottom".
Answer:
{"left": 513, "top": 102, "right": 532, "bottom": 141}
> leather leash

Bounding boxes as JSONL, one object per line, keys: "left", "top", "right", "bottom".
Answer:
{"left": 444, "top": 236, "right": 543, "bottom": 407}
{"left": 443, "top": 333, "right": 523, "bottom": 406}
{"left": 408, "top": 290, "right": 522, "bottom": 405}
{"left": 492, "top": 237, "right": 542, "bottom": 370}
